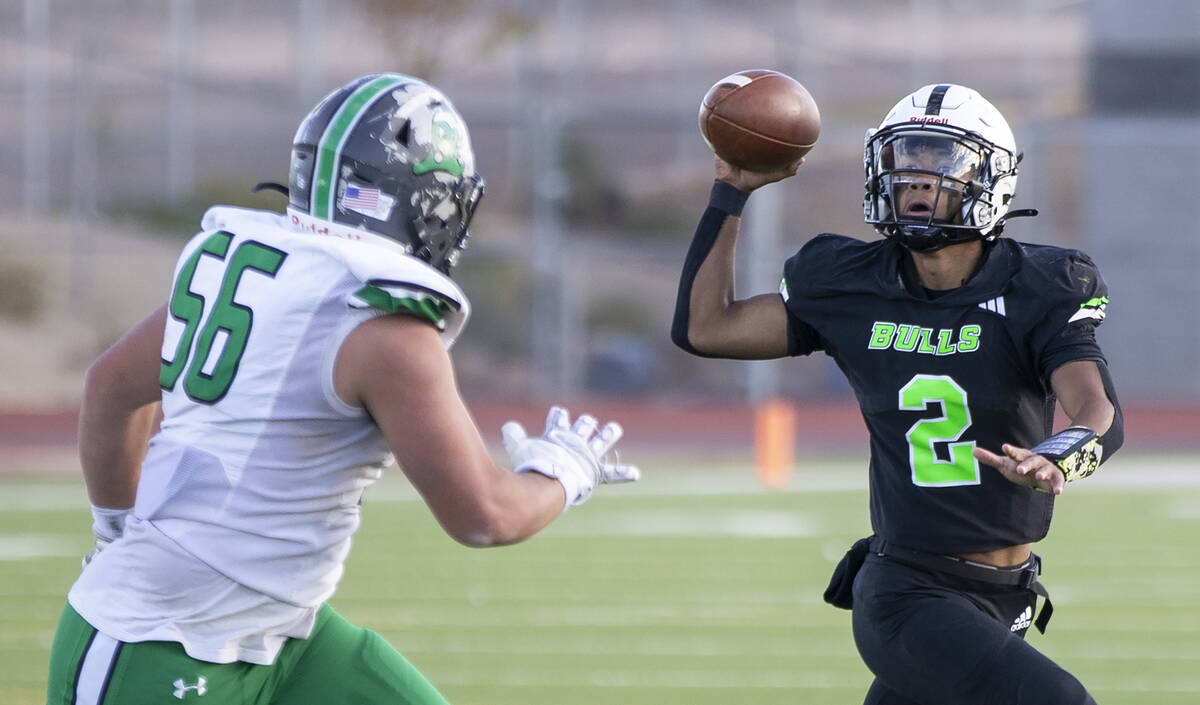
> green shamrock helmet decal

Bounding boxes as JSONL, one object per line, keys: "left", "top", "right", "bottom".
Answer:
{"left": 413, "top": 117, "right": 467, "bottom": 176}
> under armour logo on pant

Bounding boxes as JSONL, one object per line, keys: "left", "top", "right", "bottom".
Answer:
{"left": 173, "top": 676, "right": 207, "bottom": 699}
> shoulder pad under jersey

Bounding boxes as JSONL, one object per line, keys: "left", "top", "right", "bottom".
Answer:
{"left": 199, "top": 206, "right": 472, "bottom": 348}
{"left": 200, "top": 205, "right": 286, "bottom": 234}
{"left": 1013, "top": 242, "right": 1108, "bottom": 326}
{"left": 336, "top": 240, "right": 471, "bottom": 348}
{"left": 783, "top": 233, "right": 900, "bottom": 300}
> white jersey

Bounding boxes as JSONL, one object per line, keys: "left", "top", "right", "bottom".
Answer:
{"left": 69, "top": 206, "right": 470, "bottom": 665}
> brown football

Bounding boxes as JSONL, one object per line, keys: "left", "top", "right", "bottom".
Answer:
{"left": 699, "top": 69, "right": 820, "bottom": 172}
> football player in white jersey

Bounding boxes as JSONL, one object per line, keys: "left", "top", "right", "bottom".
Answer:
{"left": 45, "top": 73, "right": 639, "bottom": 705}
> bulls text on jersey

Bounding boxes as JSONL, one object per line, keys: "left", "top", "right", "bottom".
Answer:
{"left": 867, "top": 322, "right": 981, "bottom": 355}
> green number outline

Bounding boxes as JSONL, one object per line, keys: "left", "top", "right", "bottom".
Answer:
{"left": 160, "top": 232, "right": 233, "bottom": 390}
{"left": 159, "top": 232, "right": 287, "bottom": 404}
{"left": 899, "top": 374, "right": 980, "bottom": 487}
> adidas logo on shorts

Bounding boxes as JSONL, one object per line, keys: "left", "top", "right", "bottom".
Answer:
{"left": 1010, "top": 606, "right": 1033, "bottom": 632}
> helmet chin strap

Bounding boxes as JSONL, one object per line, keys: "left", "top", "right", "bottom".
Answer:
{"left": 897, "top": 227, "right": 954, "bottom": 252}
{"left": 252, "top": 182, "right": 289, "bottom": 197}
{"left": 893, "top": 223, "right": 980, "bottom": 252}
{"left": 997, "top": 208, "right": 1039, "bottom": 224}
{"left": 895, "top": 206, "right": 1039, "bottom": 251}
{"left": 987, "top": 208, "right": 1039, "bottom": 237}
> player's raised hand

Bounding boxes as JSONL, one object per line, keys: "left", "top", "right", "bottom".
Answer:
{"left": 715, "top": 155, "right": 803, "bottom": 193}
{"left": 549, "top": 412, "right": 640, "bottom": 485}
{"left": 501, "top": 406, "right": 640, "bottom": 511}
{"left": 973, "top": 444, "right": 1066, "bottom": 495}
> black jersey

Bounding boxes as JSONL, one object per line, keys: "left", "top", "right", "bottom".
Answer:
{"left": 782, "top": 234, "right": 1109, "bottom": 553}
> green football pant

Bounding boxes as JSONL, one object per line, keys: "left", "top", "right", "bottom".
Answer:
{"left": 46, "top": 601, "right": 450, "bottom": 705}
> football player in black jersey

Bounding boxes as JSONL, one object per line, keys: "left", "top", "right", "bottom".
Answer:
{"left": 672, "top": 84, "right": 1123, "bottom": 705}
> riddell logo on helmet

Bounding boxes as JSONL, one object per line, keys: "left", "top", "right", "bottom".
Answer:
{"left": 909, "top": 116, "right": 950, "bottom": 125}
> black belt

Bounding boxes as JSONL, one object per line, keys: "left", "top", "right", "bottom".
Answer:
{"left": 869, "top": 537, "right": 1053, "bottom": 633}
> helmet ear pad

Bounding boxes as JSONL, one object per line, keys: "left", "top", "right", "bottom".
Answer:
{"left": 287, "top": 146, "right": 317, "bottom": 215}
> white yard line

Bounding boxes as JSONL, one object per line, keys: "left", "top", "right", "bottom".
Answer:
{"left": 0, "top": 535, "right": 80, "bottom": 560}
{"left": 1, "top": 453, "right": 1196, "bottom": 514}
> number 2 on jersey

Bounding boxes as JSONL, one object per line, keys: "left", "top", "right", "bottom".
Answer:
{"left": 899, "top": 374, "right": 980, "bottom": 486}
{"left": 159, "top": 231, "right": 287, "bottom": 403}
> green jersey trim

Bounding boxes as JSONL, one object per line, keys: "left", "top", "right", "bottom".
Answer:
{"left": 352, "top": 284, "right": 450, "bottom": 328}
{"left": 1068, "top": 295, "right": 1108, "bottom": 324}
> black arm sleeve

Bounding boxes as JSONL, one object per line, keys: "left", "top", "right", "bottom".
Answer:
{"left": 670, "top": 180, "right": 749, "bottom": 358}
{"left": 1096, "top": 360, "right": 1124, "bottom": 462}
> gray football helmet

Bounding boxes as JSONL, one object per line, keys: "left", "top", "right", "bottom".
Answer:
{"left": 287, "top": 73, "right": 485, "bottom": 273}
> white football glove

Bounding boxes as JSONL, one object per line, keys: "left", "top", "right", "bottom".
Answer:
{"left": 502, "top": 406, "right": 640, "bottom": 510}
{"left": 83, "top": 505, "right": 129, "bottom": 568}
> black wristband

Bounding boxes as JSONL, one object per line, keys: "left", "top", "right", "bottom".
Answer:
{"left": 708, "top": 179, "right": 749, "bottom": 217}
{"left": 1031, "top": 426, "right": 1102, "bottom": 482}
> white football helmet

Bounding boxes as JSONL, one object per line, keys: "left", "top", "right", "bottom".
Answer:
{"left": 864, "top": 84, "right": 1025, "bottom": 251}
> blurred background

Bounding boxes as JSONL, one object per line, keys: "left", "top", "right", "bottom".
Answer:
{"left": 1, "top": 0, "right": 1198, "bottom": 430}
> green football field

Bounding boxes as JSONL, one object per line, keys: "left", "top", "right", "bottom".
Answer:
{"left": 4, "top": 453, "right": 1199, "bottom": 705}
